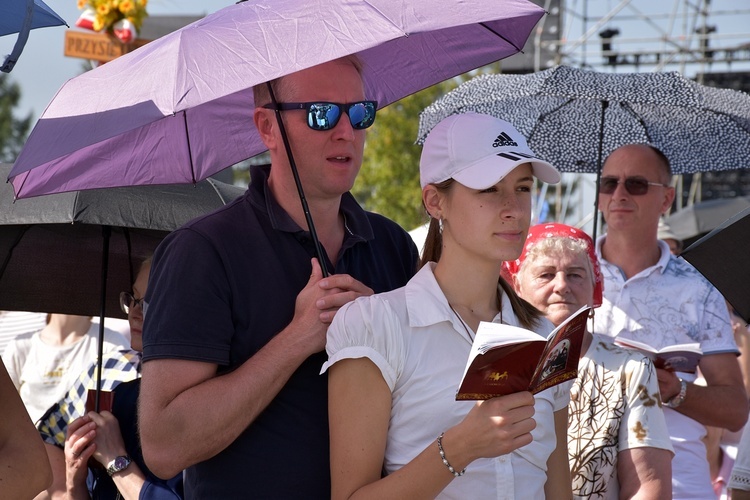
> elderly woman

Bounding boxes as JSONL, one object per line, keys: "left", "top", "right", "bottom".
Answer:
{"left": 504, "top": 223, "right": 673, "bottom": 499}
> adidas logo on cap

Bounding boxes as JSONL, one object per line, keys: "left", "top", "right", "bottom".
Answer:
{"left": 492, "top": 132, "right": 518, "bottom": 148}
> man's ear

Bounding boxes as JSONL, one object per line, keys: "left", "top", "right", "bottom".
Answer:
{"left": 661, "top": 185, "right": 676, "bottom": 215}
{"left": 253, "top": 107, "right": 276, "bottom": 150}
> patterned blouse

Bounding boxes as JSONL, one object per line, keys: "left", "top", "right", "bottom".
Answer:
{"left": 568, "top": 334, "right": 673, "bottom": 499}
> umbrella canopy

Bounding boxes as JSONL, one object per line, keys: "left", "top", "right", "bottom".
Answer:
{"left": 8, "top": 0, "right": 545, "bottom": 198}
{"left": 682, "top": 207, "right": 750, "bottom": 323}
{"left": 418, "top": 66, "right": 750, "bottom": 175}
{"left": 0, "top": 162, "right": 244, "bottom": 410}
{"left": 0, "top": 163, "right": 245, "bottom": 318}
{"left": 417, "top": 65, "right": 750, "bottom": 238}
{"left": 665, "top": 196, "right": 750, "bottom": 245}
{"left": 1, "top": 0, "right": 67, "bottom": 73}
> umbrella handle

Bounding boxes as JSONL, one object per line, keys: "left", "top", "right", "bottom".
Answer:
{"left": 592, "top": 100, "right": 609, "bottom": 243}
{"left": 265, "top": 82, "right": 331, "bottom": 277}
{"left": 94, "top": 226, "right": 111, "bottom": 412}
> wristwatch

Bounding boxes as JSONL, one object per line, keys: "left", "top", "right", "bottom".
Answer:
{"left": 665, "top": 378, "right": 688, "bottom": 408}
{"left": 106, "top": 455, "right": 132, "bottom": 477}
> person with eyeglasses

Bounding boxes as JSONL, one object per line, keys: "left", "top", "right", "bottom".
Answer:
{"left": 35, "top": 257, "right": 184, "bottom": 499}
{"left": 137, "top": 56, "right": 418, "bottom": 498}
{"left": 592, "top": 143, "right": 748, "bottom": 500}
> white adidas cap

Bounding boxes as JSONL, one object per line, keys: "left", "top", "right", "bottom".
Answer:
{"left": 420, "top": 112, "right": 561, "bottom": 189}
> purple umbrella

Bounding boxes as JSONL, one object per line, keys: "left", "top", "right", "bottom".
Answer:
{"left": 9, "top": 0, "right": 544, "bottom": 274}
{"left": 9, "top": 0, "right": 544, "bottom": 196}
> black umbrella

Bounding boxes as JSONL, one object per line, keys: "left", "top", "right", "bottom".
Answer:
{"left": 417, "top": 65, "right": 750, "bottom": 239}
{"left": 0, "top": 163, "right": 245, "bottom": 408}
{"left": 681, "top": 207, "right": 750, "bottom": 324}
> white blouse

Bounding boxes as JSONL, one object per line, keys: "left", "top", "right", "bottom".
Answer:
{"left": 323, "top": 263, "right": 570, "bottom": 499}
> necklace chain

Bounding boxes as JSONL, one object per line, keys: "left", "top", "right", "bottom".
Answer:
{"left": 448, "top": 304, "right": 475, "bottom": 343}
{"left": 448, "top": 301, "right": 503, "bottom": 344}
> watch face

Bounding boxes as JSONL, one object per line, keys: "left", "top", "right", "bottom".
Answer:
{"left": 114, "top": 456, "right": 128, "bottom": 469}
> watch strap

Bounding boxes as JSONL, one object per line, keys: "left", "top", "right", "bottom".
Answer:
{"left": 106, "top": 455, "right": 132, "bottom": 477}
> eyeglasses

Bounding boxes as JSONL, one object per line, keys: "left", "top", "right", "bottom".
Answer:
{"left": 599, "top": 176, "right": 669, "bottom": 196}
{"left": 119, "top": 291, "right": 145, "bottom": 315}
{"left": 263, "top": 101, "right": 378, "bottom": 131}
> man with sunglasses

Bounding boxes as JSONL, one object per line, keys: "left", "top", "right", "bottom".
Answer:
{"left": 592, "top": 143, "right": 748, "bottom": 500}
{"left": 138, "top": 57, "right": 418, "bottom": 498}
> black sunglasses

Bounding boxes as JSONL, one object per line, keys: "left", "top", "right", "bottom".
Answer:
{"left": 599, "top": 176, "right": 669, "bottom": 196}
{"left": 263, "top": 101, "right": 377, "bottom": 131}
{"left": 119, "top": 291, "right": 145, "bottom": 315}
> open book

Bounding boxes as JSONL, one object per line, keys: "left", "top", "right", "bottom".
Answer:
{"left": 456, "top": 306, "right": 590, "bottom": 400}
{"left": 613, "top": 337, "right": 702, "bottom": 373}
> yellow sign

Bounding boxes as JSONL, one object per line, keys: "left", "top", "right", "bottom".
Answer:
{"left": 64, "top": 31, "right": 149, "bottom": 62}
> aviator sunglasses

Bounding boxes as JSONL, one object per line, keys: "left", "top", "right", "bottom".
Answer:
{"left": 263, "top": 101, "right": 378, "bottom": 131}
{"left": 599, "top": 176, "right": 670, "bottom": 196}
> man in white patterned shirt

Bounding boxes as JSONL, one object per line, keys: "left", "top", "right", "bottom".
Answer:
{"left": 593, "top": 143, "right": 748, "bottom": 500}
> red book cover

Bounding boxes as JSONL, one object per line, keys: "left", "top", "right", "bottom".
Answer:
{"left": 456, "top": 306, "right": 590, "bottom": 400}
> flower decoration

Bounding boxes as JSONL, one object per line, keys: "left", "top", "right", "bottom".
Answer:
{"left": 76, "top": 0, "right": 149, "bottom": 44}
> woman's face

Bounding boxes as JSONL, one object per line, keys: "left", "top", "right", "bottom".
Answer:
{"left": 440, "top": 163, "right": 534, "bottom": 264}
{"left": 515, "top": 249, "right": 594, "bottom": 327}
{"left": 128, "top": 264, "right": 150, "bottom": 352}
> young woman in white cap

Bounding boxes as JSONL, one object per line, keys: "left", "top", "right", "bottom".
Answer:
{"left": 322, "top": 112, "right": 571, "bottom": 499}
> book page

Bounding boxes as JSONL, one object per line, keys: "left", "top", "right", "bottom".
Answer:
{"left": 614, "top": 338, "right": 702, "bottom": 373}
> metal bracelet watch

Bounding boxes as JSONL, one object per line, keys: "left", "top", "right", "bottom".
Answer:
{"left": 106, "top": 455, "right": 132, "bottom": 477}
{"left": 665, "top": 378, "right": 688, "bottom": 408}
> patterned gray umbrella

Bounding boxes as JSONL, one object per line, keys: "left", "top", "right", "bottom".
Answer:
{"left": 418, "top": 65, "right": 750, "bottom": 174}
{"left": 417, "top": 65, "right": 750, "bottom": 238}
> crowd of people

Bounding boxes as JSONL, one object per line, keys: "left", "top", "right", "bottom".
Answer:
{"left": 3, "top": 55, "right": 750, "bottom": 500}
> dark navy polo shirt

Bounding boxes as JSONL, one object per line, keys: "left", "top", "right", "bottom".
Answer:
{"left": 142, "top": 164, "right": 418, "bottom": 499}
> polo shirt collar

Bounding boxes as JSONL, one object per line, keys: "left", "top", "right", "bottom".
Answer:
{"left": 596, "top": 234, "right": 673, "bottom": 277}
{"left": 654, "top": 239, "right": 673, "bottom": 271}
{"left": 247, "top": 164, "right": 374, "bottom": 242}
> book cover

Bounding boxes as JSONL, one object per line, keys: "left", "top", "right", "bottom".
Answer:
{"left": 456, "top": 305, "right": 590, "bottom": 400}
{"left": 613, "top": 337, "right": 702, "bottom": 373}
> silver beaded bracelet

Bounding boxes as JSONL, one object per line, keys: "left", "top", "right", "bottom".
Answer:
{"left": 437, "top": 432, "right": 466, "bottom": 477}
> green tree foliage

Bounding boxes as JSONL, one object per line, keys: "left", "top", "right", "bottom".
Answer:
{"left": 353, "top": 63, "right": 578, "bottom": 231}
{"left": 353, "top": 80, "right": 459, "bottom": 232}
{"left": 0, "top": 76, "right": 32, "bottom": 163}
